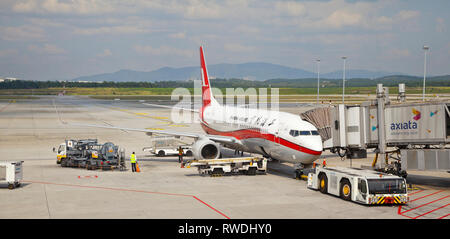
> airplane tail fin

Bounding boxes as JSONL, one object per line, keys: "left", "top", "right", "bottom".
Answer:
{"left": 200, "top": 46, "right": 217, "bottom": 108}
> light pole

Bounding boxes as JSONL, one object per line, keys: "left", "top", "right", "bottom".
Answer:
{"left": 422, "top": 45, "right": 429, "bottom": 101}
{"left": 316, "top": 59, "right": 320, "bottom": 104}
{"left": 342, "top": 56, "right": 347, "bottom": 104}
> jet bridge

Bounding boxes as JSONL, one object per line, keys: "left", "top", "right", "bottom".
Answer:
{"left": 301, "top": 84, "right": 450, "bottom": 176}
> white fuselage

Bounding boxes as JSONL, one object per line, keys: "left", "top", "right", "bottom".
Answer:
{"left": 200, "top": 102, "right": 323, "bottom": 164}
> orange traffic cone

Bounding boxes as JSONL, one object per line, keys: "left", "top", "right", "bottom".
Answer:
{"left": 136, "top": 163, "right": 141, "bottom": 172}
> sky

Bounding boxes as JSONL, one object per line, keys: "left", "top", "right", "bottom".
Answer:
{"left": 0, "top": 0, "right": 449, "bottom": 81}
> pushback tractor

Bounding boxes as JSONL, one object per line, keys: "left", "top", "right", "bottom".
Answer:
{"left": 307, "top": 165, "right": 408, "bottom": 205}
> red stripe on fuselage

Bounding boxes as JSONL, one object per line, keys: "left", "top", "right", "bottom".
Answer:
{"left": 200, "top": 122, "right": 322, "bottom": 156}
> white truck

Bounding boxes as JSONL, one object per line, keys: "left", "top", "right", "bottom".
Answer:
{"left": 187, "top": 157, "right": 267, "bottom": 176}
{"left": 307, "top": 166, "right": 409, "bottom": 205}
{"left": 0, "top": 161, "right": 23, "bottom": 190}
{"left": 143, "top": 136, "right": 192, "bottom": 157}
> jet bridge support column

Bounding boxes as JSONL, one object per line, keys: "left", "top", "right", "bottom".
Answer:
{"left": 376, "top": 84, "right": 387, "bottom": 169}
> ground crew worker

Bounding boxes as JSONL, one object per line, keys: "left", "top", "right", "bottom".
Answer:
{"left": 130, "top": 152, "right": 137, "bottom": 172}
{"left": 178, "top": 146, "right": 184, "bottom": 163}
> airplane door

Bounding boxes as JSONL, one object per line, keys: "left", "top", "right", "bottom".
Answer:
{"left": 270, "top": 124, "right": 282, "bottom": 159}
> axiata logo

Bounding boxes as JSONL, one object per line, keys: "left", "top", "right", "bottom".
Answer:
{"left": 390, "top": 108, "right": 420, "bottom": 131}
{"left": 390, "top": 121, "right": 418, "bottom": 130}
{"left": 412, "top": 108, "right": 421, "bottom": 121}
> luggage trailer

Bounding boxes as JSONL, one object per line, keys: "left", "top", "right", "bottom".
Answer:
{"left": 307, "top": 165, "right": 408, "bottom": 205}
{"left": 0, "top": 161, "right": 23, "bottom": 190}
{"left": 187, "top": 157, "right": 267, "bottom": 176}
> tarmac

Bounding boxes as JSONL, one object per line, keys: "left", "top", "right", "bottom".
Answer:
{"left": 0, "top": 96, "right": 449, "bottom": 219}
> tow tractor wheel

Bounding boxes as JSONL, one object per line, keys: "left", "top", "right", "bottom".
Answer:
{"left": 340, "top": 180, "right": 352, "bottom": 201}
{"left": 8, "top": 184, "right": 15, "bottom": 190}
{"left": 157, "top": 150, "right": 165, "bottom": 157}
{"left": 319, "top": 174, "right": 328, "bottom": 194}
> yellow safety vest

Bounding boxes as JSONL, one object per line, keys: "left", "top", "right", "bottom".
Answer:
{"left": 130, "top": 154, "right": 136, "bottom": 163}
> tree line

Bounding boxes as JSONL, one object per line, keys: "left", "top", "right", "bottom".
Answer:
{"left": 1, "top": 75, "right": 449, "bottom": 90}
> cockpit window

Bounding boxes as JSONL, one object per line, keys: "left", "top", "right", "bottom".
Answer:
{"left": 299, "top": 131, "right": 311, "bottom": 135}
{"left": 290, "top": 130, "right": 318, "bottom": 137}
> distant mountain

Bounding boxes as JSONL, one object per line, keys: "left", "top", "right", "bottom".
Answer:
{"left": 72, "top": 62, "right": 407, "bottom": 82}
{"left": 263, "top": 75, "right": 450, "bottom": 88}
{"left": 321, "top": 69, "right": 404, "bottom": 79}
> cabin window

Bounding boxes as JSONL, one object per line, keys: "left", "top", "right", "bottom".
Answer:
{"left": 289, "top": 130, "right": 299, "bottom": 137}
{"left": 260, "top": 118, "right": 268, "bottom": 126}
{"left": 311, "top": 130, "right": 320, "bottom": 136}
{"left": 268, "top": 119, "right": 276, "bottom": 126}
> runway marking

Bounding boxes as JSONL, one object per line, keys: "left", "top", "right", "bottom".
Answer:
{"left": 22, "top": 179, "right": 230, "bottom": 219}
{"left": 0, "top": 100, "right": 14, "bottom": 112}
{"left": 145, "top": 127, "right": 165, "bottom": 130}
{"left": 193, "top": 196, "right": 231, "bottom": 219}
{"left": 398, "top": 190, "right": 450, "bottom": 219}
{"left": 107, "top": 106, "right": 187, "bottom": 127}
{"left": 409, "top": 190, "right": 444, "bottom": 202}
{"left": 408, "top": 189, "right": 425, "bottom": 196}
{"left": 413, "top": 203, "right": 449, "bottom": 219}
{"left": 77, "top": 175, "right": 98, "bottom": 179}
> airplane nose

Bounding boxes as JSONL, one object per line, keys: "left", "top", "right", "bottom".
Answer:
{"left": 304, "top": 137, "right": 323, "bottom": 153}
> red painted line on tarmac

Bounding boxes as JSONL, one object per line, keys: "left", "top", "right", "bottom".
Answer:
{"left": 437, "top": 213, "right": 450, "bottom": 219}
{"left": 0, "top": 102, "right": 12, "bottom": 112}
{"left": 409, "top": 190, "right": 444, "bottom": 202}
{"left": 193, "top": 196, "right": 230, "bottom": 219}
{"left": 397, "top": 207, "right": 415, "bottom": 219}
{"left": 397, "top": 190, "right": 448, "bottom": 219}
{"left": 413, "top": 203, "right": 449, "bottom": 219}
{"left": 23, "top": 180, "right": 230, "bottom": 219}
{"left": 401, "top": 195, "right": 450, "bottom": 215}
{"left": 77, "top": 175, "right": 98, "bottom": 179}
{"left": 23, "top": 180, "right": 194, "bottom": 197}
{"left": 408, "top": 190, "right": 424, "bottom": 196}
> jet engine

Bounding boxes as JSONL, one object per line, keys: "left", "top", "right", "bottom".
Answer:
{"left": 192, "top": 138, "right": 221, "bottom": 160}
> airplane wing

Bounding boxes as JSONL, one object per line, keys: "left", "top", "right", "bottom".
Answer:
{"left": 142, "top": 103, "right": 199, "bottom": 113}
{"left": 67, "top": 122, "right": 237, "bottom": 144}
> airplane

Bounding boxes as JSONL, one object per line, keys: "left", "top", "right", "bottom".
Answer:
{"left": 70, "top": 46, "right": 323, "bottom": 169}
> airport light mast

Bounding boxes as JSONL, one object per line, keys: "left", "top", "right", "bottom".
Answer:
{"left": 316, "top": 59, "right": 320, "bottom": 104}
{"left": 422, "top": 45, "right": 430, "bottom": 102}
{"left": 342, "top": 56, "right": 347, "bottom": 104}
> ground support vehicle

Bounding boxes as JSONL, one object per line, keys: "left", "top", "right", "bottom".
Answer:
{"left": 55, "top": 139, "right": 126, "bottom": 171}
{"left": 143, "top": 136, "right": 193, "bottom": 157}
{"left": 187, "top": 157, "right": 267, "bottom": 176}
{"left": 0, "top": 161, "right": 23, "bottom": 190}
{"left": 307, "top": 165, "right": 409, "bottom": 205}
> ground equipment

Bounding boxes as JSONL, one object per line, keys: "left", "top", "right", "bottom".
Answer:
{"left": 187, "top": 157, "right": 267, "bottom": 176}
{"left": 307, "top": 165, "right": 409, "bottom": 205}
{"left": 54, "top": 139, "right": 126, "bottom": 171}
{"left": 143, "top": 136, "right": 193, "bottom": 157}
{"left": 0, "top": 161, "right": 23, "bottom": 190}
